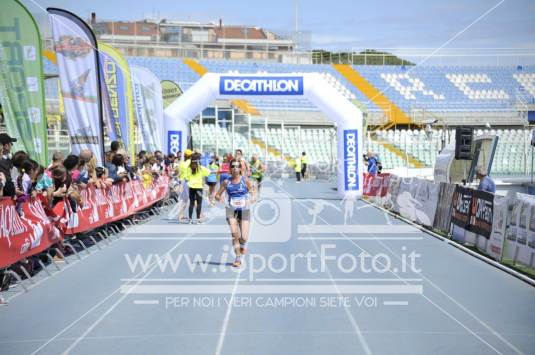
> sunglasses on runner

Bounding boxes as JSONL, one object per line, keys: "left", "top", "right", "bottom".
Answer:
{"left": 231, "top": 163, "right": 241, "bottom": 168}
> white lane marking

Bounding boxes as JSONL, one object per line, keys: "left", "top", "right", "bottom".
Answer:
{"left": 376, "top": 239, "right": 526, "bottom": 355}
{"left": 30, "top": 234, "right": 191, "bottom": 355}
{"left": 295, "top": 207, "right": 374, "bottom": 355}
{"left": 58, "top": 236, "right": 192, "bottom": 355}
{"left": 214, "top": 272, "right": 241, "bottom": 355}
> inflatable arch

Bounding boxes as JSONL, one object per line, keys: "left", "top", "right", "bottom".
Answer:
{"left": 164, "top": 73, "right": 364, "bottom": 198}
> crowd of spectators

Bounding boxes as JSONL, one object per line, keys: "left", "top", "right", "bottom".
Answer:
{"left": 0, "top": 134, "right": 177, "bottom": 304}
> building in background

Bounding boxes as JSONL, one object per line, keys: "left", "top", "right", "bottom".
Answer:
{"left": 89, "top": 13, "right": 297, "bottom": 61}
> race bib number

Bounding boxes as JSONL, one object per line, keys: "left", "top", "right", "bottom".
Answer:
{"left": 230, "top": 196, "right": 249, "bottom": 209}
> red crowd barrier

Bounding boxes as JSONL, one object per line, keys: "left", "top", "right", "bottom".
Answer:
{"left": 0, "top": 177, "right": 169, "bottom": 268}
{"left": 363, "top": 173, "right": 391, "bottom": 197}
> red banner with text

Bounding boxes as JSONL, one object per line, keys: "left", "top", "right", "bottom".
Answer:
{"left": 363, "top": 173, "right": 391, "bottom": 197}
{"left": 0, "top": 177, "right": 169, "bottom": 268}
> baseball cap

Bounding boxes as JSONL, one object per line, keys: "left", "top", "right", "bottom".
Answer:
{"left": 0, "top": 133, "right": 17, "bottom": 145}
{"left": 184, "top": 149, "right": 193, "bottom": 156}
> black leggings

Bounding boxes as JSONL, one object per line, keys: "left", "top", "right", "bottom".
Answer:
{"left": 188, "top": 188, "right": 203, "bottom": 219}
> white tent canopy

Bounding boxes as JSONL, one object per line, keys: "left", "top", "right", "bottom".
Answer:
{"left": 164, "top": 73, "right": 364, "bottom": 198}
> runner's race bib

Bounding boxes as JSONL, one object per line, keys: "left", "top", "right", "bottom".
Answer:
{"left": 229, "top": 195, "right": 250, "bottom": 210}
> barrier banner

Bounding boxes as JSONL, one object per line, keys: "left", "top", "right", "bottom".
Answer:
{"left": 393, "top": 177, "right": 413, "bottom": 214}
{"left": 433, "top": 182, "right": 456, "bottom": 233}
{"left": 394, "top": 177, "right": 419, "bottom": 218}
{"left": 450, "top": 185, "right": 472, "bottom": 228}
{"left": 488, "top": 196, "right": 507, "bottom": 261}
{"left": 505, "top": 194, "right": 535, "bottom": 266}
{"left": 450, "top": 185, "right": 473, "bottom": 243}
{"left": 0, "top": 0, "right": 49, "bottom": 165}
{"left": 384, "top": 174, "right": 401, "bottom": 210}
{"left": 65, "top": 177, "right": 168, "bottom": 235}
{"left": 0, "top": 198, "right": 63, "bottom": 268}
{"left": 363, "top": 173, "right": 391, "bottom": 197}
{"left": 0, "top": 178, "right": 169, "bottom": 267}
{"left": 412, "top": 178, "right": 440, "bottom": 227}
{"left": 469, "top": 190, "right": 494, "bottom": 239}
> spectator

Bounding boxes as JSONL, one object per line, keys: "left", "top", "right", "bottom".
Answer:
{"left": 0, "top": 171, "right": 7, "bottom": 198}
{"left": 63, "top": 155, "right": 80, "bottom": 182}
{"left": 0, "top": 133, "right": 16, "bottom": 161}
{"left": 366, "top": 151, "right": 379, "bottom": 175}
{"left": 476, "top": 166, "right": 496, "bottom": 193}
{"left": 50, "top": 166, "right": 81, "bottom": 209}
{"left": 15, "top": 160, "right": 35, "bottom": 212}
{"left": 141, "top": 160, "right": 154, "bottom": 188}
{"left": 77, "top": 149, "right": 93, "bottom": 185}
{"left": 94, "top": 166, "right": 113, "bottom": 189}
{"left": 34, "top": 162, "right": 53, "bottom": 193}
{"left": 86, "top": 154, "right": 97, "bottom": 183}
{"left": 110, "top": 141, "right": 120, "bottom": 154}
{"left": 0, "top": 141, "right": 12, "bottom": 209}
{"left": 46, "top": 151, "right": 64, "bottom": 176}
{"left": 137, "top": 150, "right": 147, "bottom": 171}
{"left": 11, "top": 151, "right": 28, "bottom": 180}
{"left": 109, "top": 153, "right": 129, "bottom": 183}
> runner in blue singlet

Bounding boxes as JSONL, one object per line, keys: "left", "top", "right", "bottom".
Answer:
{"left": 216, "top": 159, "right": 253, "bottom": 267}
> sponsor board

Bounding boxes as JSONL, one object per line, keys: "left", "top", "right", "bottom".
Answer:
{"left": 219, "top": 76, "right": 304, "bottom": 96}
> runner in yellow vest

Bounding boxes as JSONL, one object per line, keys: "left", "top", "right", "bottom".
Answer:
{"left": 300, "top": 152, "right": 308, "bottom": 180}
{"left": 292, "top": 157, "right": 302, "bottom": 183}
{"left": 177, "top": 149, "right": 192, "bottom": 221}
{"left": 184, "top": 152, "right": 210, "bottom": 223}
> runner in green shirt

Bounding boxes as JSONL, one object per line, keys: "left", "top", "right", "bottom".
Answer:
{"left": 249, "top": 154, "right": 265, "bottom": 196}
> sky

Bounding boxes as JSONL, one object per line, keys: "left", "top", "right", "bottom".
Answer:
{"left": 21, "top": 0, "right": 535, "bottom": 53}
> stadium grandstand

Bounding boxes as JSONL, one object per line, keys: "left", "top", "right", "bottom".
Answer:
{"left": 1, "top": 1, "right": 535, "bottom": 354}
{"left": 38, "top": 54, "right": 535, "bottom": 174}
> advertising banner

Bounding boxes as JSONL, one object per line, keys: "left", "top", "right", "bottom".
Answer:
{"left": 384, "top": 174, "right": 401, "bottom": 210}
{"left": 65, "top": 177, "right": 168, "bottom": 235}
{"left": 131, "top": 66, "right": 164, "bottom": 152}
{"left": 363, "top": 173, "right": 391, "bottom": 198}
{"left": 0, "top": 198, "right": 63, "bottom": 269}
{"left": 505, "top": 194, "right": 535, "bottom": 266}
{"left": 0, "top": 177, "right": 169, "bottom": 267}
{"left": 487, "top": 196, "right": 507, "bottom": 261}
{"left": 0, "top": 0, "right": 49, "bottom": 165}
{"left": 412, "top": 178, "right": 440, "bottom": 227}
{"left": 342, "top": 129, "right": 359, "bottom": 191}
{"left": 48, "top": 8, "right": 104, "bottom": 164}
{"left": 433, "top": 182, "right": 456, "bottom": 233}
{"left": 98, "top": 42, "right": 135, "bottom": 159}
{"left": 161, "top": 80, "right": 182, "bottom": 109}
{"left": 450, "top": 185, "right": 473, "bottom": 243}
{"left": 219, "top": 76, "right": 304, "bottom": 96}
